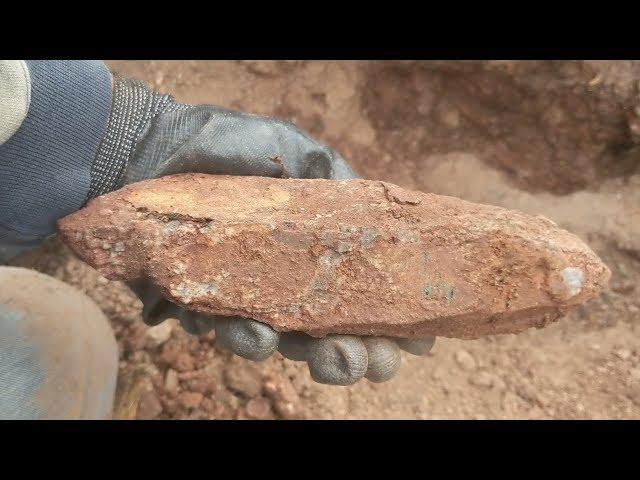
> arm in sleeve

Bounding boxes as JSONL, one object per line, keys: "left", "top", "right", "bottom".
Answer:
{"left": 0, "top": 60, "right": 112, "bottom": 260}
{"left": 0, "top": 60, "right": 31, "bottom": 146}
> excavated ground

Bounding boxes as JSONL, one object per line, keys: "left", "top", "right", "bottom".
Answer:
{"left": 12, "top": 61, "right": 640, "bottom": 419}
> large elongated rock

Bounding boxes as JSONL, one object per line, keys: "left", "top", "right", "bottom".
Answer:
{"left": 58, "top": 174, "right": 610, "bottom": 339}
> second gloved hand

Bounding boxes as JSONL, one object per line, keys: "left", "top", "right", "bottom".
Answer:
{"left": 130, "top": 279, "right": 436, "bottom": 385}
{"left": 96, "top": 73, "right": 435, "bottom": 385}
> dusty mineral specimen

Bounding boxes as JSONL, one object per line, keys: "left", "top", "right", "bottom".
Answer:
{"left": 58, "top": 173, "right": 610, "bottom": 339}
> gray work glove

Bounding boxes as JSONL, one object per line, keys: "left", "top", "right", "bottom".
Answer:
{"left": 94, "top": 73, "right": 435, "bottom": 385}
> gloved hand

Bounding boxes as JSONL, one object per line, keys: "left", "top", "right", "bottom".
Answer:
{"left": 95, "top": 73, "right": 436, "bottom": 385}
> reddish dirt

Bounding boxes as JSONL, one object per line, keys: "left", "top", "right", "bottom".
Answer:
{"left": 11, "top": 61, "right": 640, "bottom": 419}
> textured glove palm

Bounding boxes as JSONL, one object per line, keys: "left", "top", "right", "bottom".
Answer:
{"left": 93, "top": 74, "right": 435, "bottom": 385}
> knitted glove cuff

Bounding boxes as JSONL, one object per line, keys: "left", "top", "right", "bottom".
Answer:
{"left": 88, "top": 73, "right": 187, "bottom": 198}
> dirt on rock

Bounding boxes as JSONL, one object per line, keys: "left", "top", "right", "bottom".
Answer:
{"left": 59, "top": 174, "right": 609, "bottom": 339}
{"left": 11, "top": 60, "right": 640, "bottom": 419}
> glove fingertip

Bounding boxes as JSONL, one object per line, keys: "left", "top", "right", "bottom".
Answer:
{"left": 396, "top": 337, "right": 436, "bottom": 356}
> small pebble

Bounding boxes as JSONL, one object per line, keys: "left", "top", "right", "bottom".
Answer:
{"left": 614, "top": 349, "right": 632, "bottom": 360}
{"left": 164, "top": 368, "right": 179, "bottom": 393}
{"left": 224, "top": 364, "right": 263, "bottom": 397}
{"left": 455, "top": 349, "right": 477, "bottom": 371}
{"left": 469, "top": 370, "right": 498, "bottom": 389}
{"left": 175, "top": 352, "right": 195, "bottom": 372}
{"left": 145, "top": 319, "right": 177, "bottom": 348}
{"left": 178, "top": 392, "right": 203, "bottom": 409}
{"left": 245, "top": 397, "right": 273, "bottom": 419}
{"left": 137, "top": 391, "right": 163, "bottom": 419}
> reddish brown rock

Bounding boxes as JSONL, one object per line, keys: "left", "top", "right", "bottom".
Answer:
{"left": 177, "top": 391, "right": 203, "bottom": 410}
{"left": 57, "top": 173, "right": 610, "bottom": 339}
{"left": 244, "top": 397, "right": 274, "bottom": 419}
{"left": 136, "top": 391, "right": 163, "bottom": 420}
{"left": 263, "top": 374, "right": 300, "bottom": 419}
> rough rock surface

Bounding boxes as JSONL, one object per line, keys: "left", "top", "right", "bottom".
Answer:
{"left": 58, "top": 173, "right": 610, "bottom": 340}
